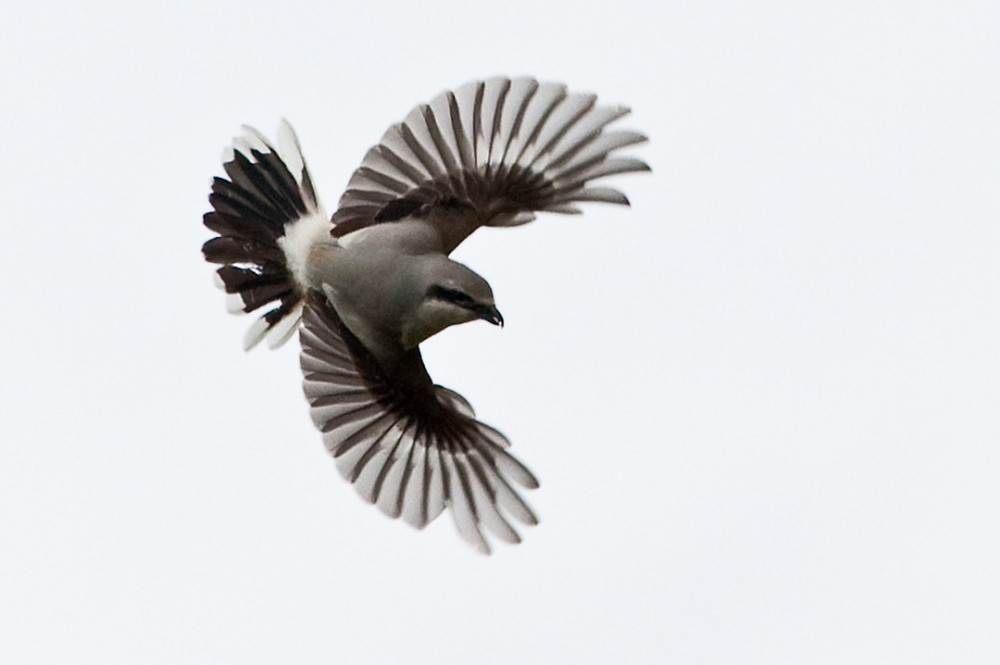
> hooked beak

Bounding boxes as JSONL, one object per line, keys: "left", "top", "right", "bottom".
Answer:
{"left": 477, "top": 304, "right": 504, "bottom": 327}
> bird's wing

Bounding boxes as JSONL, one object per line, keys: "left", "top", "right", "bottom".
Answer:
{"left": 331, "top": 76, "right": 649, "bottom": 252}
{"left": 203, "top": 121, "right": 331, "bottom": 350}
{"left": 299, "top": 292, "right": 539, "bottom": 554}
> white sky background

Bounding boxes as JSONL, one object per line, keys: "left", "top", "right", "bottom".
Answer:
{"left": 2, "top": 0, "right": 998, "bottom": 662}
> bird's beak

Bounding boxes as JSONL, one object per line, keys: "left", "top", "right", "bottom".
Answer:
{"left": 477, "top": 304, "right": 504, "bottom": 327}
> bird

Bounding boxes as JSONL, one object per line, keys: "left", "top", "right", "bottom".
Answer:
{"left": 201, "top": 76, "right": 649, "bottom": 553}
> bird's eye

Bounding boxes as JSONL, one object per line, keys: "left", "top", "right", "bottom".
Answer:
{"left": 428, "top": 285, "right": 475, "bottom": 307}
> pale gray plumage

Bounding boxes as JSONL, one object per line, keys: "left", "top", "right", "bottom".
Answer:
{"left": 202, "top": 76, "right": 649, "bottom": 553}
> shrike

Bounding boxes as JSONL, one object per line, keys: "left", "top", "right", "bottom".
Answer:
{"left": 202, "top": 77, "right": 648, "bottom": 553}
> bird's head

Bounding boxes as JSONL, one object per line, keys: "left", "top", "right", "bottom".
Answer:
{"left": 401, "top": 258, "right": 503, "bottom": 349}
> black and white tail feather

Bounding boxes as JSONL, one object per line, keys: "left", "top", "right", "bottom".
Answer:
{"left": 202, "top": 121, "right": 328, "bottom": 350}
{"left": 202, "top": 77, "right": 648, "bottom": 553}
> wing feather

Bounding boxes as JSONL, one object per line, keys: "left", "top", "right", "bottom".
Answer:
{"left": 330, "top": 77, "right": 648, "bottom": 250}
{"left": 445, "top": 452, "right": 490, "bottom": 554}
{"left": 299, "top": 294, "right": 538, "bottom": 553}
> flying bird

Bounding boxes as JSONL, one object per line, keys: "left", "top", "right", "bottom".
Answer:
{"left": 202, "top": 77, "right": 649, "bottom": 553}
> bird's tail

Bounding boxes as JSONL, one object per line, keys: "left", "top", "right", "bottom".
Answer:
{"left": 202, "top": 121, "right": 331, "bottom": 350}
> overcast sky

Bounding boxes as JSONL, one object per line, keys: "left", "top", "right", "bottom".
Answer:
{"left": 2, "top": 1, "right": 999, "bottom": 663}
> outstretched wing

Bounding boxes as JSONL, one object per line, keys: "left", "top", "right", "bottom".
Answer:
{"left": 331, "top": 76, "right": 649, "bottom": 251}
{"left": 299, "top": 292, "right": 539, "bottom": 554}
